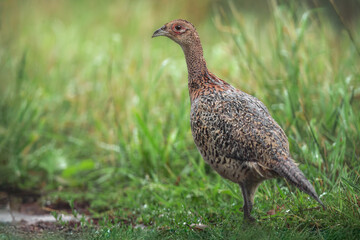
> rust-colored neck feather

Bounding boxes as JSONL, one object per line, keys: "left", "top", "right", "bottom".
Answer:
{"left": 181, "top": 37, "right": 207, "bottom": 79}
{"left": 180, "top": 31, "right": 230, "bottom": 102}
{"left": 179, "top": 32, "right": 209, "bottom": 100}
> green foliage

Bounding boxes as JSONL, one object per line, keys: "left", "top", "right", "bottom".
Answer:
{"left": 0, "top": 0, "right": 359, "bottom": 238}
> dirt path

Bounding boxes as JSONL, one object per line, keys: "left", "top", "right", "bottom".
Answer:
{"left": 0, "top": 191, "right": 90, "bottom": 238}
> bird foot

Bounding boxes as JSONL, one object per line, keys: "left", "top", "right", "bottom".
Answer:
{"left": 244, "top": 215, "right": 256, "bottom": 223}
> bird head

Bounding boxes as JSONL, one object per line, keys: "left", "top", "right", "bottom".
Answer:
{"left": 152, "top": 19, "right": 198, "bottom": 47}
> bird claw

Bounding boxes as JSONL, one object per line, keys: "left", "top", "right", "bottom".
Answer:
{"left": 244, "top": 215, "right": 256, "bottom": 223}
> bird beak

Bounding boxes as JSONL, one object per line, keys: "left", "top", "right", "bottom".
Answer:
{"left": 152, "top": 26, "right": 168, "bottom": 38}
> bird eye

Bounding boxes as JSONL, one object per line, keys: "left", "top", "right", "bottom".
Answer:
{"left": 175, "top": 25, "right": 182, "bottom": 31}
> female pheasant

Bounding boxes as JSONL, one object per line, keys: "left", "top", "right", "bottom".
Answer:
{"left": 152, "top": 19, "right": 324, "bottom": 221}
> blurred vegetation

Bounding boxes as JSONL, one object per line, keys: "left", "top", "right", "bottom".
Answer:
{"left": 0, "top": 0, "right": 360, "bottom": 238}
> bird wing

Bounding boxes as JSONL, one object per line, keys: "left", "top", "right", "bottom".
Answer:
{"left": 192, "top": 90, "right": 289, "bottom": 164}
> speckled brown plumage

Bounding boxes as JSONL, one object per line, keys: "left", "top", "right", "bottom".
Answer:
{"left": 152, "top": 19, "right": 324, "bottom": 221}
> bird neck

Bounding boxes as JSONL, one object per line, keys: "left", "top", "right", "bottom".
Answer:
{"left": 181, "top": 39, "right": 210, "bottom": 102}
{"left": 181, "top": 42, "right": 208, "bottom": 80}
{"left": 180, "top": 35, "right": 230, "bottom": 102}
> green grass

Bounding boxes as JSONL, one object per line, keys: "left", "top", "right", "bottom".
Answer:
{"left": 0, "top": 0, "right": 360, "bottom": 239}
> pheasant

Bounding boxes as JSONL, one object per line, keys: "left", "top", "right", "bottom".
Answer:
{"left": 152, "top": 19, "right": 324, "bottom": 221}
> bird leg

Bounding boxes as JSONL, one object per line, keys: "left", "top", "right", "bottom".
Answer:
{"left": 240, "top": 181, "right": 261, "bottom": 222}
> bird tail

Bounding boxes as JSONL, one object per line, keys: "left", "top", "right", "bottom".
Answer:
{"left": 274, "top": 157, "right": 325, "bottom": 209}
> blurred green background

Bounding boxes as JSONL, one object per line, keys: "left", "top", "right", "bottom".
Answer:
{"left": 0, "top": 0, "right": 360, "bottom": 237}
